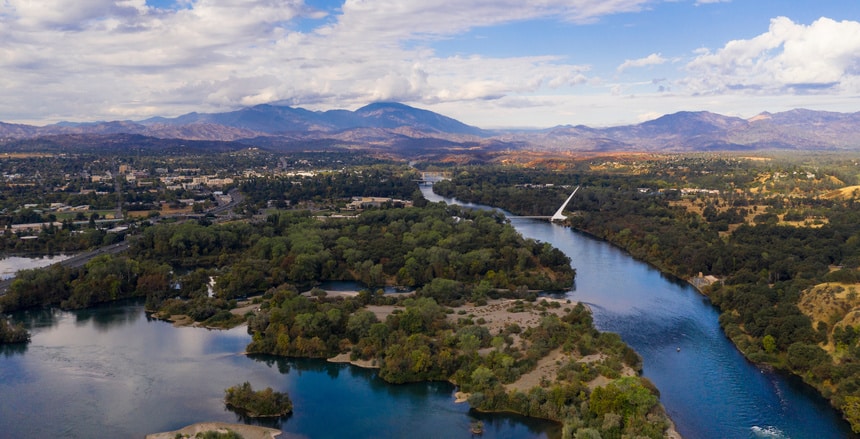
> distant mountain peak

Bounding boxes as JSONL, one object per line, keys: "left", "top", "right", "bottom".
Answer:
{"left": 634, "top": 110, "right": 748, "bottom": 136}
{"left": 749, "top": 112, "right": 773, "bottom": 122}
{"left": 353, "top": 102, "right": 486, "bottom": 136}
{"left": 3, "top": 105, "right": 860, "bottom": 154}
{"left": 357, "top": 102, "right": 413, "bottom": 111}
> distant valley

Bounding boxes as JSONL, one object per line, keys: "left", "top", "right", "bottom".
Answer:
{"left": 3, "top": 102, "right": 860, "bottom": 157}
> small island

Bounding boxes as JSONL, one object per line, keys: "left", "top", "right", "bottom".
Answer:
{"left": 224, "top": 382, "right": 293, "bottom": 418}
{"left": 0, "top": 319, "right": 29, "bottom": 344}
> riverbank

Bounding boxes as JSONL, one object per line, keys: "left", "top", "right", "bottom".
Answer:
{"left": 330, "top": 297, "right": 683, "bottom": 438}
{"left": 148, "top": 295, "right": 264, "bottom": 329}
{"left": 327, "top": 351, "right": 378, "bottom": 368}
{"left": 567, "top": 221, "right": 860, "bottom": 433}
{"left": 146, "top": 422, "right": 281, "bottom": 439}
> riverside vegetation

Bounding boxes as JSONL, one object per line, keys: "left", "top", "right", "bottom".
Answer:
{"left": 0, "top": 318, "right": 29, "bottom": 343}
{"left": 0, "top": 164, "right": 672, "bottom": 438}
{"left": 224, "top": 382, "right": 293, "bottom": 418}
{"left": 431, "top": 152, "right": 860, "bottom": 432}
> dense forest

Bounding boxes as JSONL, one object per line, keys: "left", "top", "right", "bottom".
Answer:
{"left": 238, "top": 166, "right": 422, "bottom": 210}
{"left": 431, "top": 154, "right": 860, "bottom": 432}
{"left": 0, "top": 202, "right": 574, "bottom": 314}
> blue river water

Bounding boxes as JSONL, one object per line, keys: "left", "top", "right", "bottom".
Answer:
{"left": 422, "top": 187, "right": 857, "bottom": 439}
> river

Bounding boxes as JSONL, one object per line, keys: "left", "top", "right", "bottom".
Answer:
{"left": 1, "top": 189, "right": 855, "bottom": 439}
{"left": 421, "top": 186, "right": 857, "bottom": 439}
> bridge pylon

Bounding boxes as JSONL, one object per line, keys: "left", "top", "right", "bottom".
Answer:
{"left": 551, "top": 186, "right": 579, "bottom": 222}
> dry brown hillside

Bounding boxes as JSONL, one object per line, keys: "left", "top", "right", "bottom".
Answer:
{"left": 823, "top": 185, "right": 860, "bottom": 199}
{"left": 798, "top": 282, "right": 860, "bottom": 351}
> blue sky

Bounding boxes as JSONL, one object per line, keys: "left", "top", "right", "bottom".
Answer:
{"left": 2, "top": 0, "right": 860, "bottom": 128}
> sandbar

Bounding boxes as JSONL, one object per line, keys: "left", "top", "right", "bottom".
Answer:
{"left": 146, "top": 422, "right": 281, "bottom": 439}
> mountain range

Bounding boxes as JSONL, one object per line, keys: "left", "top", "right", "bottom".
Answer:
{"left": 3, "top": 102, "right": 860, "bottom": 155}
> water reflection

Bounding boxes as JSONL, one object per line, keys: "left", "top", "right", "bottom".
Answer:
{"left": 469, "top": 410, "right": 561, "bottom": 439}
{"left": 249, "top": 354, "right": 294, "bottom": 375}
{"left": 12, "top": 307, "right": 61, "bottom": 330}
{"left": 0, "top": 342, "right": 27, "bottom": 357}
{"left": 225, "top": 406, "right": 293, "bottom": 425}
{"left": 233, "top": 413, "right": 288, "bottom": 430}
{"left": 248, "top": 355, "right": 561, "bottom": 438}
{"left": 315, "top": 280, "right": 415, "bottom": 295}
{"left": 0, "top": 254, "right": 72, "bottom": 279}
{"left": 73, "top": 301, "right": 143, "bottom": 330}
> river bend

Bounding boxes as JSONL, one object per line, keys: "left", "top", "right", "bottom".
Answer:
{"left": 422, "top": 186, "right": 856, "bottom": 439}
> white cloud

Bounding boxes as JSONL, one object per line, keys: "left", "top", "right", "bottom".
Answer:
{"left": 328, "top": 0, "right": 655, "bottom": 39}
{"left": 617, "top": 53, "right": 667, "bottom": 72}
{"left": 1, "top": 0, "right": 635, "bottom": 124}
{"left": 2, "top": 1, "right": 857, "bottom": 129}
{"left": 428, "top": 91, "right": 860, "bottom": 129}
{"left": 0, "top": 0, "right": 654, "bottom": 121}
{"left": 685, "top": 16, "right": 860, "bottom": 95}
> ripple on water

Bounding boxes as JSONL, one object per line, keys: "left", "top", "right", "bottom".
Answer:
{"left": 583, "top": 285, "right": 801, "bottom": 437}
{"left": 751, "top": 425, "right": 788, "bottom": 438}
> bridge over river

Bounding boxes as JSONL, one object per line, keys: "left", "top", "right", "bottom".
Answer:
{"left": 507, "top": 186, "right": 579, "bottom": 222}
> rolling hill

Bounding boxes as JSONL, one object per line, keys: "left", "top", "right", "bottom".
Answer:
{"left": 3, "top": 103, "right": 860, "bottom": 155}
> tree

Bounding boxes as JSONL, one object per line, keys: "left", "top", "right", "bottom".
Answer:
{"left": 843, "top": 396, "right": 860, "bottom": 433}
{"left": 786, "top": 342, "right": 829, "bottom": 372}
{"left": 589, "top": 376, "right": 658, "bottom": 420}
{"left": 224, "top": 382, "right": 292, "bottom": 418}
{"left": 470, "top": 366, "right": 496, "bottom": 389}
{"left": 574, "top": 428, "right": 602, "bottom": 439}
{"left": 346, "top": 310, "right": 378, "bottom": 342}
{"left": 762, "top": 334, "right": 776, "bottom": 354}
{"left": 0, "top": 319, "right": 30, "bottom": 344}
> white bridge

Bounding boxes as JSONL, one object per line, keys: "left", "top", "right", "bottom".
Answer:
{"left": 509, "top": 186, "right": 580, "bottom": 222}
{"left": 552, "top": 186, "right": 579, "bottom": 221}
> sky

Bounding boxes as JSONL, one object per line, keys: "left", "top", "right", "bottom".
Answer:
{"left": 2, "top": 1, "right": 860, "bottom": 128}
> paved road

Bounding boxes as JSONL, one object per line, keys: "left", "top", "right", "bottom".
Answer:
{"left": 208, "top": 188, "right": 244, "bottom": 215}
{"left": 0, "top": 241, "right": 130, "bottom": 296}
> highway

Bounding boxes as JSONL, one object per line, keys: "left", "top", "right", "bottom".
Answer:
{"left": 208, "top": 188, "right": 244, "bottom": 215}
{"left": 0, "top": 241, "right": 130, "bottom": 296}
